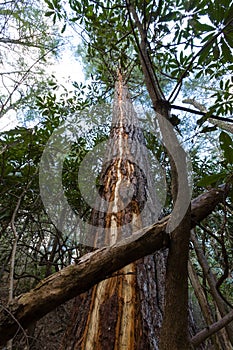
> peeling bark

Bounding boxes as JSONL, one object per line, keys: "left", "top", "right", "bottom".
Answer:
{"left": 60, "top": 73, "right": 163, "bottom": 350}
{"left": 0, "top": 187, "right": 226, "bottom": 346}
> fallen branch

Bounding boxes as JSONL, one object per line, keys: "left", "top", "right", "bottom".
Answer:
{"left": 0, "top": 187, "right": 227, "bottom": 346}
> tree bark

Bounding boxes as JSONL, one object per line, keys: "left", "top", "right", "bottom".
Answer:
{"left": 0, "top": 187, "right": 226, "bottom": 346}
{"left": 159, "top": 208, "right": 191, "bottom": 350}
{"left": 125, "top": 5, "right": 194, "bottom": 347}
{"left": 60, "top": 72, "right": 165, "bottom": 350}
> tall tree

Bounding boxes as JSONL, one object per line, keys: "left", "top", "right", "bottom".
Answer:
{"left": 53, "top": 0, "right": 232, "bottom": 348}
{"left": 0, "top": 0, "right": 232, "bottom": 349}
{"left": 60, "top": 71, "right": 167, "bottom": 349}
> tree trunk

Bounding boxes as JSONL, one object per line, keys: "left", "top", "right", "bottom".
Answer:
{"left": 60, "top": 252, "right": 167, "bottom": 350}
{"left": 0, "top": 70, "right": 230, "bottom": 348}
{"left": 191, "top": 231, "right": 233, "bottom": 346}
{"left": 188, "top": 261, "right": 225, "bottom": 349}
{"left": 0, "top": 187, "right": 227, "bottom": 346}
{"left": 60, "top": 72, "right": 167, "bottom": 349}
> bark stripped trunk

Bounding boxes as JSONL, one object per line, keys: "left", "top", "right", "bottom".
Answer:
{"left": 0, "top": 188, "right": 228, "bottom": 346}
{"left": 60, "top": 73, "right": 166, "bottom": 350}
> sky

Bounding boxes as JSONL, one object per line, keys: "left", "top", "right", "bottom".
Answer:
{"left": 0, "top": 47, "right": 85, "bottom": 132}
{"left": 0, "top": 1, "right": 85, "bottom": 133}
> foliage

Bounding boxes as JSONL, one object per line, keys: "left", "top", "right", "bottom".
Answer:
{"left": 0, "top": 0, "right": 61, "bottom": 121}
{"left": 44, "top": 0, "right": 233, "bottom": 114}
{"left": 0, "top": 114, "right": 91, "bottom": 290}
{"left": 0, "top": 80, "right": 112, "bottom": 290}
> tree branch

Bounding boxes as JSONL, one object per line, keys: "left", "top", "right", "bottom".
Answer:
{"left": 191, "top": 309, "right": 233, "bottom": 347}
{"left": 0, "top": 187, "right": 227, "bottom": 346}
{"left": 0, "top": 37, "right": 50, "bottom": 49}
{"left": 191, "top": 229, "right": 233, "bottom": 344}
{"left": 180, "top": 98, "right": 233, "bottom": 134}
{"left": 171, "top": 103, "right": 233, "bottom": 124}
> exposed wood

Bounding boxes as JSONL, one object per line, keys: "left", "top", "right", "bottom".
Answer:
{"left": 0, "top": 187, "right": 227, "bottom": 346}
{"left": 60, "top": 72, "right": 163, "bottom": 349}
{"left": 125, "top": 4, "right": 197, "bottom": 348}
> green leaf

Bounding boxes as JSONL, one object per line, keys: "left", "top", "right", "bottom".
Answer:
{"left": 184, "top": 0, "right": 196, "bottom": 11}
{"left": 224, "top": 3, "right": 233, "bottom": 24}
{"left": 213, "top": 44, "right": 220, "bottom": 59}
{"left": 221, "top": 39, "right": 233, "bottom": 62}
{"left": 61, "top": 24, "right": 66, "bottom": 33}
{"left": 159, "top": 12, "right": 177, "bottom": 22}
{"left": 197, "top": 173, "right": 226, "bottom": 187}
{"left": 219, "top": 131, "right": 233, "bottom": 164}
{"left": 224, "top": 33, "right": 233, "bottom": 48}
{"left": 195, "top": 70, "right": 203, "bottom": 79}
{"left": 224, "top": 146, "right": 233, "bottom": 164}
{"left": 193, "top": 21, "right": 215, "bottom": 32}
{"left": 198, "top": 45, "right": 211, "bottom": 65}
{"left": 219, "top": 131, "right": 233, "bottom": 149}
{"left": 208, "top": 1, "right": 225, "bottom": 24}
{"left": 45, "top": 0, "right": 54, "bottom": 10}
{"left": 45, "top": 11, "right": 54, "bottom": 17}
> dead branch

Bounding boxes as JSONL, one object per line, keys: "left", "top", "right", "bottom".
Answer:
{"left": 0, "top": 187, "right": 227, "bottom": 346}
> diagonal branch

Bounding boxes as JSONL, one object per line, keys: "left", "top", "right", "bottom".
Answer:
{"left": 191, "top": 230, "right": 233, "bottom": 344}
{"left": 171, "top": 103, "right": 233, "bottom": 125}
{"left": 0, "top": 187, "right": 227, "bottom": 346}
{"left": 191, "top": 309, "right": 233, "bottom": 347}
{"left": 125, "top": 0, "right": 165, "bottom": 103}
